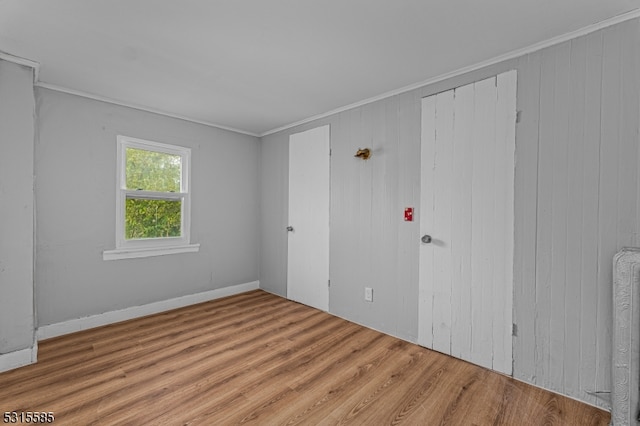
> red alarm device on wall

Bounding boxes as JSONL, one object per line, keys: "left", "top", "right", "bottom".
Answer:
{"left": 404, "top": 207, "right": 413, "bottom": 222}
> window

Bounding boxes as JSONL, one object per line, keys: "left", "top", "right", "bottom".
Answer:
{"left": 103, "top": 136, "right": 199, "bottom": 260}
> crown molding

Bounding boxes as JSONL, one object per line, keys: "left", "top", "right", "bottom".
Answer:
{"left": 4, "top": 7, "right": 639, "bottom": 138}
{"left": 0, "top": 50, "right": 40, "bottom": 82}
{"left": 3, "top": 52, "right": 259, "bottom": 137}
{"left": 35, "top": 82, "right": 260, "bottom": 137}
{"left": 259, "top": 8, "right": 640, "bottom": 137}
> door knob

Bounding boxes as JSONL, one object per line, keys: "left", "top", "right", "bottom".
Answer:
{"left": 286, "top": 226, "right": 294, "bottom": 232}
{"left": 421, "top": 234, "right": 432, "bottom": 244}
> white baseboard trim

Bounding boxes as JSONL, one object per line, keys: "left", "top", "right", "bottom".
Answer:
{"left": 0, "top": 342, "right": 38, "bottom": 373}
{"left": 37, "top": 281, "right": 260, "bottom": 340}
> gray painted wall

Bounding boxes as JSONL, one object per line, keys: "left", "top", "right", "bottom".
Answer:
{"left": 0, "top": 60, "right": 35, "bottom": 355}
{"left": 259, "top": 18, "right": 640, "bottom": 407}
{"left": 35, "top": 88, "right": 260, "bottom": 326}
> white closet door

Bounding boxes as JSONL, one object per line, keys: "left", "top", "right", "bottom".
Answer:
{"left": 418, "top": 71, "right": 516, "bottom": 375}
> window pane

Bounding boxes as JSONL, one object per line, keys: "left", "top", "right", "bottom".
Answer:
{"left": 126, "top": 147, "right": 181, "bottom": 192}
{"left": 125, "top": 198, "right": 182, "bottom": 239}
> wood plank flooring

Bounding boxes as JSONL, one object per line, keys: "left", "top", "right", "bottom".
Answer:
{"left": 0, "top": 290, "right": 609, "bottom": 425}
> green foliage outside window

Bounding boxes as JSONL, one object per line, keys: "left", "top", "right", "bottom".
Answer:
{"left": 125, "top": 148, "right": 183, "bottom": 240}
{"left": 125, "top": 147, "right": 181, "bottom": 191}
{"left": 126, "top": 199, "right": 181, "bottom": 239}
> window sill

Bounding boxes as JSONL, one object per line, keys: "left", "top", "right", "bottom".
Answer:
{"left": 103, "top": 244, "right": 200, "bottom": 261}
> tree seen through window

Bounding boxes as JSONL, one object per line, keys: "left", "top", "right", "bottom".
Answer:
{"left": 125, "top": 147, "right": 182, "bottom": 239}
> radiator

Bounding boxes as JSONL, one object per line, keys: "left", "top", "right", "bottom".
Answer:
{"left": 613, "top": 248, "right": 640, "bottom": 425}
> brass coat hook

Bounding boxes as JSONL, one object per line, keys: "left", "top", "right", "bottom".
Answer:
{"left": 354, "top": 148, "right": 371, "bottom": 160}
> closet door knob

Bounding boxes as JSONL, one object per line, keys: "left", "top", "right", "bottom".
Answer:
{"left": 421, "top": 234, "right": 432, "bottom": 244}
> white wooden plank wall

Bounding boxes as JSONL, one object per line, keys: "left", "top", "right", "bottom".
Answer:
{"left": 396, "top": 91, "right": 422, "bottom": 338}
{"left": 564, "top": 35, "right": 586, "bottom": 398}
{"left": 369, "top": 100, "right": 397, "bottom": 333}
{"left": 329, "top": 108, "right": 367, "bottom": 318}
{"left": 578, "top": 29, "right": 602, "bottom": 405}
{"left": 512, "top": 50, "right": 540, "bottom": 385}
{"left": 535, "top": 43, "right": 555, "bottom": 392}
{"left": 513, "top": 19, "right": 640, "bottom": 407}
{"left": 419, "top": 95, "right": 436, "bottom": 348}
{"left": 329, "top": 94, "right": 423, "bottom": 338}
{"left": 619, "top": 11, "right": 639, "bottom": 260}
{"left": 597, "top": 26, "right": 620, "bottom": 400}
{"left": 550, "top": 41, "right": 570, "bottom": 394}
{"left": 260, "top": 16, "right": 640, "bottom": 410}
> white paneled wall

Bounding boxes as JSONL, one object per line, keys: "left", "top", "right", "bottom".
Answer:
{"left": 260, "top": 17, "right": 640, "bottom": 408}
{"left": 513, "top": 20, "right": 640, "bottom": 407}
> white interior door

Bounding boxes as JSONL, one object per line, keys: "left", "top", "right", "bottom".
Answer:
{"left": 418, "top": 71, "right": 516, "bottom": 375}
{"left": 287, "top": 125, "right": 330, "bottom": 311}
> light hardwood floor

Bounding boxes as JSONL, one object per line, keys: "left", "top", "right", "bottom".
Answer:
{"left": 0, "top": 290, "right": 609, "bottom": 425}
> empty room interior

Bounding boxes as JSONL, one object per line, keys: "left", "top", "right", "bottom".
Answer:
{"left": 2, "top": 1, "right": 640, "bottom": 424}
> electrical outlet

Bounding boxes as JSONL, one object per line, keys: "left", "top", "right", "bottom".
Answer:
{"left": 364, "top": 287, "right": 373, "bottom": 302}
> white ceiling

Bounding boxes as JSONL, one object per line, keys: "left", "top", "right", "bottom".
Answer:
{"left": 1, "top": 1, "right": 639, "bottom": 136}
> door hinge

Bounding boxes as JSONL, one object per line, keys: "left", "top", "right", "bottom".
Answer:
{"left": 512, "top": 323, "right": 518, "bottom": 337}
{"left": 328, "top": 279, "right": 331, "bottom": 287}
{"left": 516, "top": 110, "right": 522, "bottom": 123}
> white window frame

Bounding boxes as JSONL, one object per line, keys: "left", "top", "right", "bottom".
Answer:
{"left": 103, "top": 135, "right": 199, "bottom": 260}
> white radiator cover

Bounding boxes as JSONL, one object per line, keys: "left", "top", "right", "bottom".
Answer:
{"left": 613, "top": 248, "right": 640, "bottom": 425}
